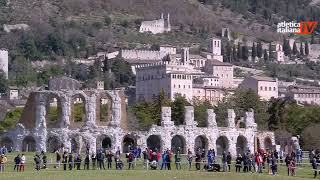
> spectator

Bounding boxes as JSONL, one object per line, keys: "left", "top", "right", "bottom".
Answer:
{"left": 137, "top": 147, "right": 141, "bottom": 158}
{"left": 84, "top": 154, "right": 90, "bottom": 170}
{"left": 20, "top": 154, "right": 26, "bottom": 172}
{"left": 311, "top": 156, "right": 318, "bottom": 178}
{"left": 289, "top": 158, "right": 296, "bottom": 176}
{"left": 195, "top": 148, "right": 202, "bottom": 170}
{"left": 91, "top": 153, "right": 96, "bottom": 170}
{"left": 235, "top": 154, "right": 242, "bottom": 173}
{"left": 143, "top": 148, "right": 149, "bottom": 169}
{"left": 128, "top": 151, "right": 135, "bottom": 170}
{"left": 14, "top": 154, "right": 21, "bottom": 172}
{"left": 55, "top": 151, "right": 61, "bottom": 168}
{"left": 97, "top": 150, "right": 105, "bottom": 170}
{"left": 34, "top": 154, "right": 41, "bottom": 171}
{"left": 68, "top": 153, "right": 74, "bottom": 170}
{"left": 175, "top": 149, "right": 181, "bottom": 170}
{"left": 160, "top": 151, "right": 167, "bottom": 170}
{"left": 271, "top": 154, "right": 277, "bottom": 175}
{"left": 226, "top": 152, "right": 232, "bottom": 172}
{"left": 285, "top": 154, "right": 292, "bottom": 176}
{"left": 41, "top": 151, "right": 47, "bottom": 169}
{"left": 166, "top": 150, "right": 172, "bottom": 170}
{"left": 0, "top": 154, "right": 7, "bottom": 172}
{"left": 255, "top": 152, "right": 263, "bottom": 173}
{"left": 106, "top": 150, "right": 113, "bottom": 169}
{"left": 75, "top": 154, "right": 82, "bottom": 170}
{"left": 187, "top": 149, "right": 193, "bottom": 170}
{"left": 62, "top": 151, "right": 68, "bottom": 171}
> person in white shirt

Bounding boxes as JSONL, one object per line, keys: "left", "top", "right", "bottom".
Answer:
{"left": 20, "top": 154, "right": 26, "bottom": 172}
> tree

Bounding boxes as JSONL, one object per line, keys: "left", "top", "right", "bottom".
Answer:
{"left": 305, "top": 42, "right": 309, "bottom": 55}
{"left": 257, "top": 41, "right": 263, "bottom": 58}
{"left": 171, "top": 95, "right": 190, "bottom": 125}
{"left": 292, "top": 42, "right": 298, "bottom": 56}
{"left": 225, "top": 43, "right": 232, "bottom": 62}
{"left": 150, "top": 44, "right": 160, "bottom": 51}
{"left": 242, "top": 45, "right": 249, "bottom": 60}
{"left": 224, "top": 28, "right": 229, "bottom": 38}
{"left": 311, "top": 33, "right": 315, "bottom": 44}
{"left": 251, "top": 42, "right": 257, "bottom": 60}
{"left": 300, "top": 42, "right": 304, "bottom": 56}
{"left": 283, "top": 39, "right": 292, "bottom": 57}
{"left": 104, "top": 16, "right": 112, "bottom": 26}
{"left": 232, "top": 44, "right": 238, "bottom": 62}
{"left": 263, "top": 49, "right": 269, "bottom": 62}
{"left": 237, "top": 43, "right": 242, "bottom": 60}
{"left": 193, "top": 98, "right": 213, "bottom": 127}
{"left": 0, "top": 72, "right": 8, "bottom": 95}
{"left": 20, "top": 34, "right": 40, "bottom": 60}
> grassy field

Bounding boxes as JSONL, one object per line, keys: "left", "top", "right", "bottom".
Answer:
{"left": 0, "top": 153, "right": 315, "bottom": 180}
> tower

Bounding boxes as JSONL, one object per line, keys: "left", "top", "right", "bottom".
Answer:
{"left": 0, "top": 49, "right": 8, "bottom": 79}
{"left": 208, "top": 38, "right": 221, "bottom": 56}
{"left": 181, "top": 47, "right": 189, "bottom": 64}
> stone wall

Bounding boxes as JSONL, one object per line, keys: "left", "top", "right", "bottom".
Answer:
{"left": 0, "top": 90, "right": 275, "bottom": 156}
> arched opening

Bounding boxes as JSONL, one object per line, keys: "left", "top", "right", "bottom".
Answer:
{"left": 47, "top": 136, "right": 62, "bottom": 153}
{"left": 236, "top": 135, "right": 248, "bottom": 155}
{"left": 147, "top": 135, "right": 161, "bottom": 152}
{"left": 71, "top": 138, "right": 79, "bottom": 153}
{"left": 216, "top": 136, "right": 229, "bottom": 156}
{"left": 96, "top": 135, "right": 112, "bottom": 150}
{"left": 22, "top": 136, "right": 36, "bottom": 152}
{"left": 100, "top": 98, "right": 110, "bottom": 122}
{"left": 171, "top": 135, "right": 186, "bottom": 154}
{"left": 122, "top": 135, "right": 137, "bottom": 153}
{"left": 194, "top": 135, "right": 208, "bottom": 153}
{"left": 45, "top": 94, "right": 62, "bottom": 128}
{"left": 71, "top": 94, "right": 86, "bottom": 123}
{"left": 264, "top": 137, "right": 273, "bottom": 151}
{"left": 0, "top": 137, "right": 13, "bottom": 149}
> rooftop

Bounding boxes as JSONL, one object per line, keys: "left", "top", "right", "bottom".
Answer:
{"left": 251, "top": 76, "right": 277, "bottom": 82}
{"left": 206, "top": 59, "right": 233, "bottom": 66}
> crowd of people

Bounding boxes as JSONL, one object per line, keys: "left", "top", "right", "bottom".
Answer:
{"left": 0, "top": 144, "right": 319, "bottom": 178}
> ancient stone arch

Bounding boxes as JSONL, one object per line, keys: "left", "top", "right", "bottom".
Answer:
{"left": 236, "top": 135, "right": 248, "bottom": 155}
{"left": 194, "top": 135, "right": 208, "bottom": 152}
{"left": 70, "top": 137, "right": 79, "bottom": 153}
{"left": 216, "top": 136, "right": 229, "bottom": 156}
{"left": 264, "top": 137, "right": 273, "bottom": 151}
{"left": 96, "top": 135, "right": 112, "bottom": 150}
{"left": 47, "top": 135, "right": 62, "bottom": 152}
{"left": 171, "top": 135, "right": 186, "bottom": 154}
{"left": 147, "top": 135, "right": 162, "bottom": 152}
{"left": 96, "top": 92, "right": 113, "bottom": 126}
{"left": 122, "top": 134, "right": 137, "bottom": 153}
{"left": 45, "top": 93, "right": 62, "bottom": 128}
{"left": 70, "top": 93, "right": 87, "bottom": 128}
{"left": 0, "top": 137, "right": 13, "bottom": 149}
{"left": 22, "top": 136, "right": 36, "bottom": 152}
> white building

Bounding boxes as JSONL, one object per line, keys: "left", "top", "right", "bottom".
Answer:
{"left": 270, "top": 42, "right": 284, "bottom": 62}
{"left": 241, "top": 76, "right": 278, "bottom": 101}
{"left": 206, "top": 38, "right": 223, "bottom": 62}
{"left": 0, "top": 49, "right": 8, "bottom": 79}
{"left": 285, "top": 85, "right": 320, "bottom": 105}
{"left": 139, "top": 13, "right": 171, "bottom": 34}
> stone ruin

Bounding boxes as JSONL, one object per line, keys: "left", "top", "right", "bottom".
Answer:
{"left": 0, "top": 89, "right": 275, "bottom": 156}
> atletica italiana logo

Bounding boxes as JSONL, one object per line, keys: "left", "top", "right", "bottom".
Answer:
{"left": 277, "top": 21, "right": 318, "bottom": 35}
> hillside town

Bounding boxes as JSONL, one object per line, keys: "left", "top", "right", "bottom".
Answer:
{"left": 0, "top": 2, "right": 319, "bottom": 178}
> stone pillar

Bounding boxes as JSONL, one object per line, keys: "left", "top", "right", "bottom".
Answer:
{"left": 227, "top": 109, "right": 235, "bottom": 128}
{"left": 245, "top": 109, "right": 257, "bottom": 129}
{"left": 85, "top": 95, "right": 96, "bottom": 127}
{"left": 207, "top": 109, "right": 217, "bottom": 128}
{"left": 35, "top": 93, "right": 47, "bottom": 152}
{"left": 60, "top": 96, "right": 70, "bottom": 128}
{"left": 162, "top": 134, "right": 171, "bottom": 151}
{"left": 111, "top": 92, "right": 121, "bottom": 127}
{"left": 161, "top": 107, "right": 174, "bottom": 127}
{"left": 228, "top": 135, "right": 237, "bottom": 156}
{"left": 184, "top": 106, "right": 197, "bottom": 127}
{"left": 247, "top": 134, "right": 255, "bottom": 153}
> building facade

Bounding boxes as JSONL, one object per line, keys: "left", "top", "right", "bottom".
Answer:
{"left": 0, "top": 49, "right": 8, "bottom": 79}
{"left": 241, "top": 76, "right": 278, "bottom": 101}
{"left": 204, "top": 60, "right": 234, "bottom": 88}
{"left": 139, "top": 13, "right": 171, "bottom": 34}
{"left": 285, "top": 85, "right": 320, "bottom": 105}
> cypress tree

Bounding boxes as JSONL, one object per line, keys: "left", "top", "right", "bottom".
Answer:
{"left": 252, "top": 42, "right": 257, "bottom": 60}
{"left": 311, "top": 33, "right": 315, "bottom": 44}
{"left": 237, "top": 43, "right": 242, "bottom": 60}
{"left": 305, "top": 42, "right": 309, "bottom": 55}
{"left": 292, "top": 42, "right": 298, "bottom": 55}
{"left": 233, "top": 44, "right": 237, "bottom": 62}
{"left": 300, "top": 42, "right": 304, "bottom": 56}
{"left": 264, "top": 49, "right": 269, "bottom": 62}
{"left": 242, "top": 45, "right": 249, "bottom": 61}
{"left": 257, "top": 41, "right": 263, "bottom": 58}
{"left": 224, "top": 29, "right": 229, "bottom": 38}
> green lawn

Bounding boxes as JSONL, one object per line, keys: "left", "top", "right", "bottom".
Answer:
{"left": 0, "top": 153, "right": 315, "bottom": 180}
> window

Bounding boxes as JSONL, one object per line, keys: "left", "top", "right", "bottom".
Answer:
{"left": 179, "top": 85, "right": 180, "bottom": 88}
{"left": 269, "top": 87, "right": 271, "bottom": 91}
{"left": 183, "top": 85, "right": 185, "bottom": 88}
{"left": 174, "top": 84, "right": 175, "bottom": 88}
{"left": 273, "top": 87, "right": 276, "bottom": 91}
{"left": 265, "top": 87, "right": 267, "bottom": 91}
{"left": 260, "top": 86, "right": 263, "bottom": 91}
{"left": 189, "top": 85, "right": 191, "bottom": 88}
